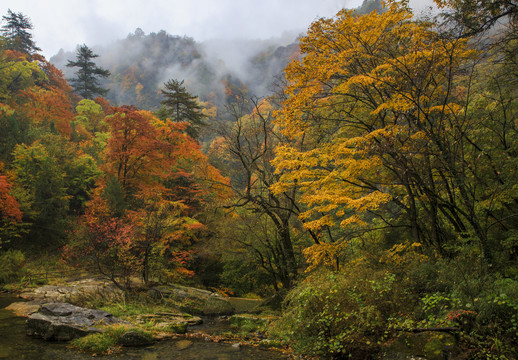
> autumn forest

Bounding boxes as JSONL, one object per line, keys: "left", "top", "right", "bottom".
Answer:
{"left": 0, "top": 0, "right": 517, "bottom": 358}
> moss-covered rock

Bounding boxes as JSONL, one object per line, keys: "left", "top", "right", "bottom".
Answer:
{"left": 118, "top": 330, "right": 154, "bottom": 347}
{"left": 148, "top": 285, "right": 235, "bottom": 316}
{"left": 202, "top": 294, "right": 235, "bottom": 316}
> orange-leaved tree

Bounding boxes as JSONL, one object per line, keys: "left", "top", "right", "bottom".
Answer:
{"left": 0, "top": 162, "right": 22, "bottom": 247}
{"left": 17, "top": 86, "right": 74, "bottom": 137}
{"left": 66, "top": 105, "right": 229, "bottom": 286}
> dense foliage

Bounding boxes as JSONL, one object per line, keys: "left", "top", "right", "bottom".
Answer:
{"left": 269, "top": 1, "right": 518, "bottom": 358}
{"left": 0, "top": 0, "right": 517, "bottom": 358}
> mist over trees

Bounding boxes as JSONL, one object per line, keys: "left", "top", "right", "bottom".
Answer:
{"left": 50, "top": 28, "right": 299, "bottom": 113}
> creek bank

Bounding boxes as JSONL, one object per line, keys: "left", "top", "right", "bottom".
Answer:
{"left": 3, "top": 280, "right": 292, "bottom": 356}
{"left": 0, "top": 296, "right": 290, "bottom": 360}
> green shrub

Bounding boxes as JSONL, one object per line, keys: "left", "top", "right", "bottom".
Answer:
{"left": 230, "top": 314, "right": 269, "bottom": 333}
{"left": 270, "top": 268, "right": 411, "bottom": 359}
{"left": 467, "top": 278, "right": 518, "bottom": 358}
{"left": 419, "top": 292, "right": 462, "bottom": 326}
{"left": 220, "top": 259, "right": 273, "bottom": 297}
{"left": 0, "top": 250, "right": 25, "bottom": 284}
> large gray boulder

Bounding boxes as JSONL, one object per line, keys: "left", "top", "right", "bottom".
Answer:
{"left": 26, "top": 303, "right": 125, "bottom": 341}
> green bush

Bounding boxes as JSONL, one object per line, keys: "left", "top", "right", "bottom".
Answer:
{"left": 230, "top": 315, "right": 269, "bottom": 334}
{"left": 466, "top": 278, "right": 518, "bottom": 358}
{"left": 0, "top": 249, "right": 25, "bottom": 284}
{"left": 220, "top": 259, "right": 273, "bottom": 297}
{"left": 270, "top": 268, "right": 411, "bottom": 359}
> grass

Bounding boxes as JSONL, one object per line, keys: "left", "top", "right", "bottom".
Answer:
{"left": 100, "top": 301, "right": 172, "bottom": 319}
{"left": 70, "top": 324, "right": 130, "bottom": 354}
{"left": 71, "top": 324, "right": 158, "bottom": 354}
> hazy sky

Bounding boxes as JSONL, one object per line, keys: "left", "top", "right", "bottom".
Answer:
{"left": 2, "top": 0, "right": 436, "bottom": 58}
{"left": 2, "top": 0, "right": 362, "bottom": 57}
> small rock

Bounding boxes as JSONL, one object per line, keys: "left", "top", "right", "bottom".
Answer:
{"left": 176, "top": 339, "right": 193, "bottom": 350}
{"left": 118, "top": 331, "right": 154, "bottom": 347}
{"left": 232, "top": 343, "right": 241, "bottom": 350}
{"left": 147, "top": 288, "right": 162, "bottom": 300}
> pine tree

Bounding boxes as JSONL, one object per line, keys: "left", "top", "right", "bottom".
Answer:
{"left": 160, "top": 79, "right": 206, "bottom": 138}
{"left": 66, "top": 44, "right": 110, "bottom": 99}
{"left": 1, "top": 9, "right": 41, "bottom": 55}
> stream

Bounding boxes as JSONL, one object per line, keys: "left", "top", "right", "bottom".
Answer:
{"left": 0, "top": 296, "right": 289, "bottom": 360}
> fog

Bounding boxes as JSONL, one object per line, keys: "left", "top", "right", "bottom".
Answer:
{"left": 15, "top": 0, "right": 438, "bottom": 108}
{"left": 8, "top": 0, "right": 367, "bottom": 59}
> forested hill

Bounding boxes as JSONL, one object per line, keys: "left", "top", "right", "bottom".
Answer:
{"left": 50, "top": 29, "right": 299, "bottom": 111}
{"left": 49, "top": 0, "right": 383, "bottom": 112}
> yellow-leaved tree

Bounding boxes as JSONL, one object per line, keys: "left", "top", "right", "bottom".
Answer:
{"left": 272, "top": 1, "right": 507, "bottom": 266}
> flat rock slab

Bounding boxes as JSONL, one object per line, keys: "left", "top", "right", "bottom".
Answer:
{"left": 5, "top": 302, "right": 40, "bottom": 317}
{"left": 148, "top": 285, "right": 235, "bottom": 316}
{"left": 137, "top": 312, "right": 203, "bottom": 326}
{"left": 26, "top": 302, "right": 126, "bottom": 341}
{"left": 19, "top": 279, "right": 122, "bottom": 302}
{"left": 202, "top": 295, "right": 235, "bottom": 316}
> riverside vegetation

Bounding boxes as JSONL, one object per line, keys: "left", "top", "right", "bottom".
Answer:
{"left": 1, "top": 0, "right": 518, "bottom": 358}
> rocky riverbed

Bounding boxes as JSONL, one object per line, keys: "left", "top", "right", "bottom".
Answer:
{"left": 1, "top": 279, "right": 290, "bottom": 359}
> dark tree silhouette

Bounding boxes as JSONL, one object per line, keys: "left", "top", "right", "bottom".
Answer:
{"left": 160, "top": 79, "right": 206, "bottom": 139}
{"left": 1, "top": 9, "right": 41, "bottom": 55}
{"left": 66, "top": 44, "right": 110, "bottom": 99}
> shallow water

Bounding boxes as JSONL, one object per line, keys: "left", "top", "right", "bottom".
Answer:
{"left": 0, "top": 296, "right": 287, "bottom": 360}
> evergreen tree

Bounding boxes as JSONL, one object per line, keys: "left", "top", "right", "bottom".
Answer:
{"left": 160, "top": 79, "right": 206, "bottom": 138}
{"left": 1, "top": 9, "right": 41, "bottom": 55}
{"left": 66, "top": 44, "right": 110, "bottom": 99}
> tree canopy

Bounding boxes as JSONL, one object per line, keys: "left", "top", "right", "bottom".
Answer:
{"left": 273, "top": 1, "right": 517, "bottom": 266}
